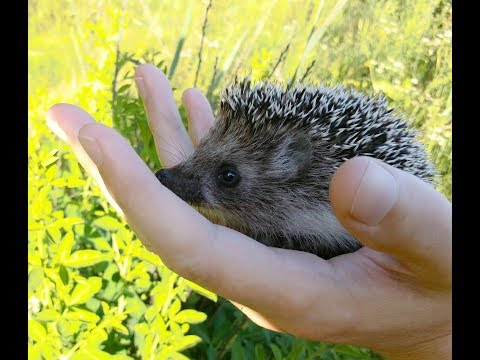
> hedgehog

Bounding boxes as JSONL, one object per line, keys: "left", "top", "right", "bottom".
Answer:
{"left": 155, "top": 79, "right": 435, "bottom": 259}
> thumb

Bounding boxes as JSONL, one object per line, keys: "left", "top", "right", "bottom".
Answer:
{"left": 330, "top": 156, "right": 451, "bottom": 287}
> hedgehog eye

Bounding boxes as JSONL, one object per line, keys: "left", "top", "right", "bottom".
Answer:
{"left": 216, "top": 164, "right": 240, "bottom": 187}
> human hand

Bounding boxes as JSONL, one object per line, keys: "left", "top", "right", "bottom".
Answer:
{"left": 46, "top": 64, "right": 451, "bottom": 360}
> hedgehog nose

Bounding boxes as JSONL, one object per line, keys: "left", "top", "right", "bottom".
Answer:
{"left": 155, "top": 169, "right": 172, "bottom": 184}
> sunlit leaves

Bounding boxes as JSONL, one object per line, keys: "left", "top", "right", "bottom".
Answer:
{"left": 183, "top": 279, "right": 217, "bottom": 303}
{"left": 28, "top": 320, "right": 47, "bottom": 342}
{"left": 68, "top": 277, "right": 103, "bottom": 305}
{"left": 59, "top": 265, "right": 70, "bottom": 285}
{"left": 57, "top": 317, "right": 82, "bottom": 337}
{"left": 171, "top": 335, "right": 203, "bottom": 352}
{"left": 55, "top": 231, "right": 75, "bottom": 263}
{"left": 35, "top": 309, "right": 61, "bottom": 322}
{"left": 51, "top": 176, "right": 86, "bottom": 188}
{"left": 93, "top": 216, "right": 124, "bottom": 232}
{"left": 28, "top": 268, "right": 44, "bottom": 292}
{"left": 64, "top": 308, "right": 100, "bottom": 323}
{"left": 174, "top": 310, "right": 207, "bottom": 325}
{"left": 63, "top": 250, "right": 112, "bottom": 268}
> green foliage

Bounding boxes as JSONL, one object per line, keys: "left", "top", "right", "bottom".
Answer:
{"left": 181, "top": 298, "right": 383, "bottom": 360}
{"left": 28, "top": 2, "right": 213, "bottom": 358}
{"left": 29, "top": 0, "right": 451, "bottom": 359}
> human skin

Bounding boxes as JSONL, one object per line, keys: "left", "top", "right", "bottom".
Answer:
{"left": 46, "top": 64, "right": 451, "bottom": 359}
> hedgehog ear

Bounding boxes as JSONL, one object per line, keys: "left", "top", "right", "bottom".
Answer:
{"left": 273, "top": 133, "right": 312, "bottom": 176}
{"left": 287, "top": 133, "right": 313, "bottom": 172}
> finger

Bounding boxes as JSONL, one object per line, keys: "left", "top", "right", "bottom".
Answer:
{"left": 134, "top": 64, "right": 193, "bottom": 167}
{"left": 46, "top": 104, "right": 124, "bottom": 216}
{"left": 182, "top": 88, "right": 215, "bottom": 146}
{"left": 329, "top": 156, "right": 452, "bottom": 287}
{"left": 74, "top": 120, "right": 344, "bottom": 334}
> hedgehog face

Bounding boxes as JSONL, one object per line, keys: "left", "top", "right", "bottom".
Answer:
{"left": 155, "top": 78, "right": 435, "bottom": 258}
{"left": 155, "top": 118, "right": 323, "bottom": 236}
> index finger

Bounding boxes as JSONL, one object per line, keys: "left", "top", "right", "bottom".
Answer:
{"left": 46, "top": 104, "right": 124, "bottom": 216}
{"left": 135, "top": 64, "right": 193, "bottom": 167}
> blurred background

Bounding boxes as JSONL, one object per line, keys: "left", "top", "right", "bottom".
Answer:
{"left": 28, "top": 0, "right": 451, "bottom": 359}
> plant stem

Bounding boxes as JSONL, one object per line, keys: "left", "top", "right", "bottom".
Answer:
{"left": 194, "top": 0, "right": 213, "bottom": 88}
{"left": 267, "top": 43, "right": 291, "bottom": 80}
{"left": 216, "top": 316, "right": 249, "bottom": 359}
{"left": 111, "top": 0, "right": 127, "bottom": 122}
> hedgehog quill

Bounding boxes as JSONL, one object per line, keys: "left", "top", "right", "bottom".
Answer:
{"left": 155, "top": 79, "right": 435, "bottom": 259}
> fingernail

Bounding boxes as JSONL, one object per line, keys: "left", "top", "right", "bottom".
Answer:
{"left": 47, "top": 117, "right": 68, "bottom": 142}
{"left": 350, "top": 159, "right": 399, "bottom": 225}
{"left": 134, "top": 75, "right": 146, "bottom": 99}
{"left": 46, "top": 107, "right": 68, "bottom": 141}
{"left": 78, "top": 135, "right": 103, "bottom": 166}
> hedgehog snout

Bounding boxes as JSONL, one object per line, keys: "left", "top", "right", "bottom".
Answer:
{"left": 156, "top": 168, "right": 176, "bottom": 193}
{"left": 155, "top": 168, "right": 205, "bottom": 204}
{"left": 155, "top": 168, "right": 172, "bottom": 183}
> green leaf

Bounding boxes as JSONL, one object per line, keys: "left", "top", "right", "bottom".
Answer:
{"left": 117, "top": 84, "right": 131, "bottom": 93}
{"left": 152, "top": 314, "right": 167, "bottom": 337}
{"left": 57, "top": 317, "right": 82, "bottom": 337}
{"left": 332, "top": 344, "right": 367, "bottom": 356}
{"left": 59, "top": 265, "right": 69, "bottom": 285}
{"left": 57, "top": 231, "right": 75, "bottom": 262}
{"left": 40, "top": 342, "right": 59, "bottom": 360}
{"left": 93, "top": 216, "right": 123, "bottom": 231}
{"left": 180, "top": 323, "right": 189, "bottom": 334}
{"left": 41, "top": 156, "right": 59, "bottom": 168}
{"left": 70, "top": 345, "right": 119, "bottom": 360}
{"left": 28, "top": 268, "right": 44, "bottom": 292}
{"left": 28, "top": 252, "right": 42, "bottom": 266}
{"left": 68, "top": 276, "right": 102, "bottom": 305}
{"left": 271, "top": 344, "right": 282, "bottom": 360}
{"left": 170, "top": 335, "right": 202, "bottom": 352}
{"left": 135, "top": 321, "right": 149, "bottom": 333}
{"left": 184, "top": 279, "right": 217, "bottom": 302}
{"left": 64, "top": 308, "right": 100, "bottom": 323}
{"left": 47, "top": 149, "right": 59, "bottom": 157}
{"left": 35, "top": 309, "right": 61, "bottom": 322}
{"left": 44, "top": 165, "right": 57, "bottom": 181}
{"left": 168, "top": 298, "right": 182, "bottom": 319}
{"left": 112, "top": 231, "right": 127, "bottom": 251}
{"left": 111, "top": 320, "right": 130, "bottom": 335}
{"left": 51, "top": 178, "right": 67, "bottom": 187}
{"left": 131, "top": 246, "right": 161, "bottom": 266}
{"left": 169, "top": 321, "right": 184, "bottom": 339}
{"left": 134, "top": 278, "right": 151, "bottom": 292}
{"left": 28, "top": 319, "right": 46, "bottom": 342}
{"left": 66, "top": 176, "right": 86, "bottom": 188}
{"left": 28, "top": 220, "right": 44, "bottom": 231}
{"left": 287, "top": 341, "right": 305, "bottom": 360}
{"left": 231, "top": 340, "right": 244, "bottom": 360}
{"left": 63, "top": 250, "right": 111, "bottom": 267}
{"left": 28, "top": 343, "right": 42, "bottom": 360}
{"left": 129, "top": 261, "right": 150, "bottom": 281}
{"left": 46, "top": 227, "right": 61, "bottom": 244}
{"left": 173, "top": 309, "right": 207, "bottom": 324}
{"left": 101, "top": 301, "right": 110, "bottom": 315}
{"left": 90, "top": 237, "right": 113, "bottom": 252}
{"left": 164, "top": 352, "right": 190, "bottom": 360}
{"left": 49, "top": 217, "right": 84, "bottom": 228}
{"left": 255, "top": 344, "right": 266, "bottom": 360}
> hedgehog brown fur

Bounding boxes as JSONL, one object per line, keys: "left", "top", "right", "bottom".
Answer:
{"left": 156, "top": 79, "right": 435, "bottom": 259}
